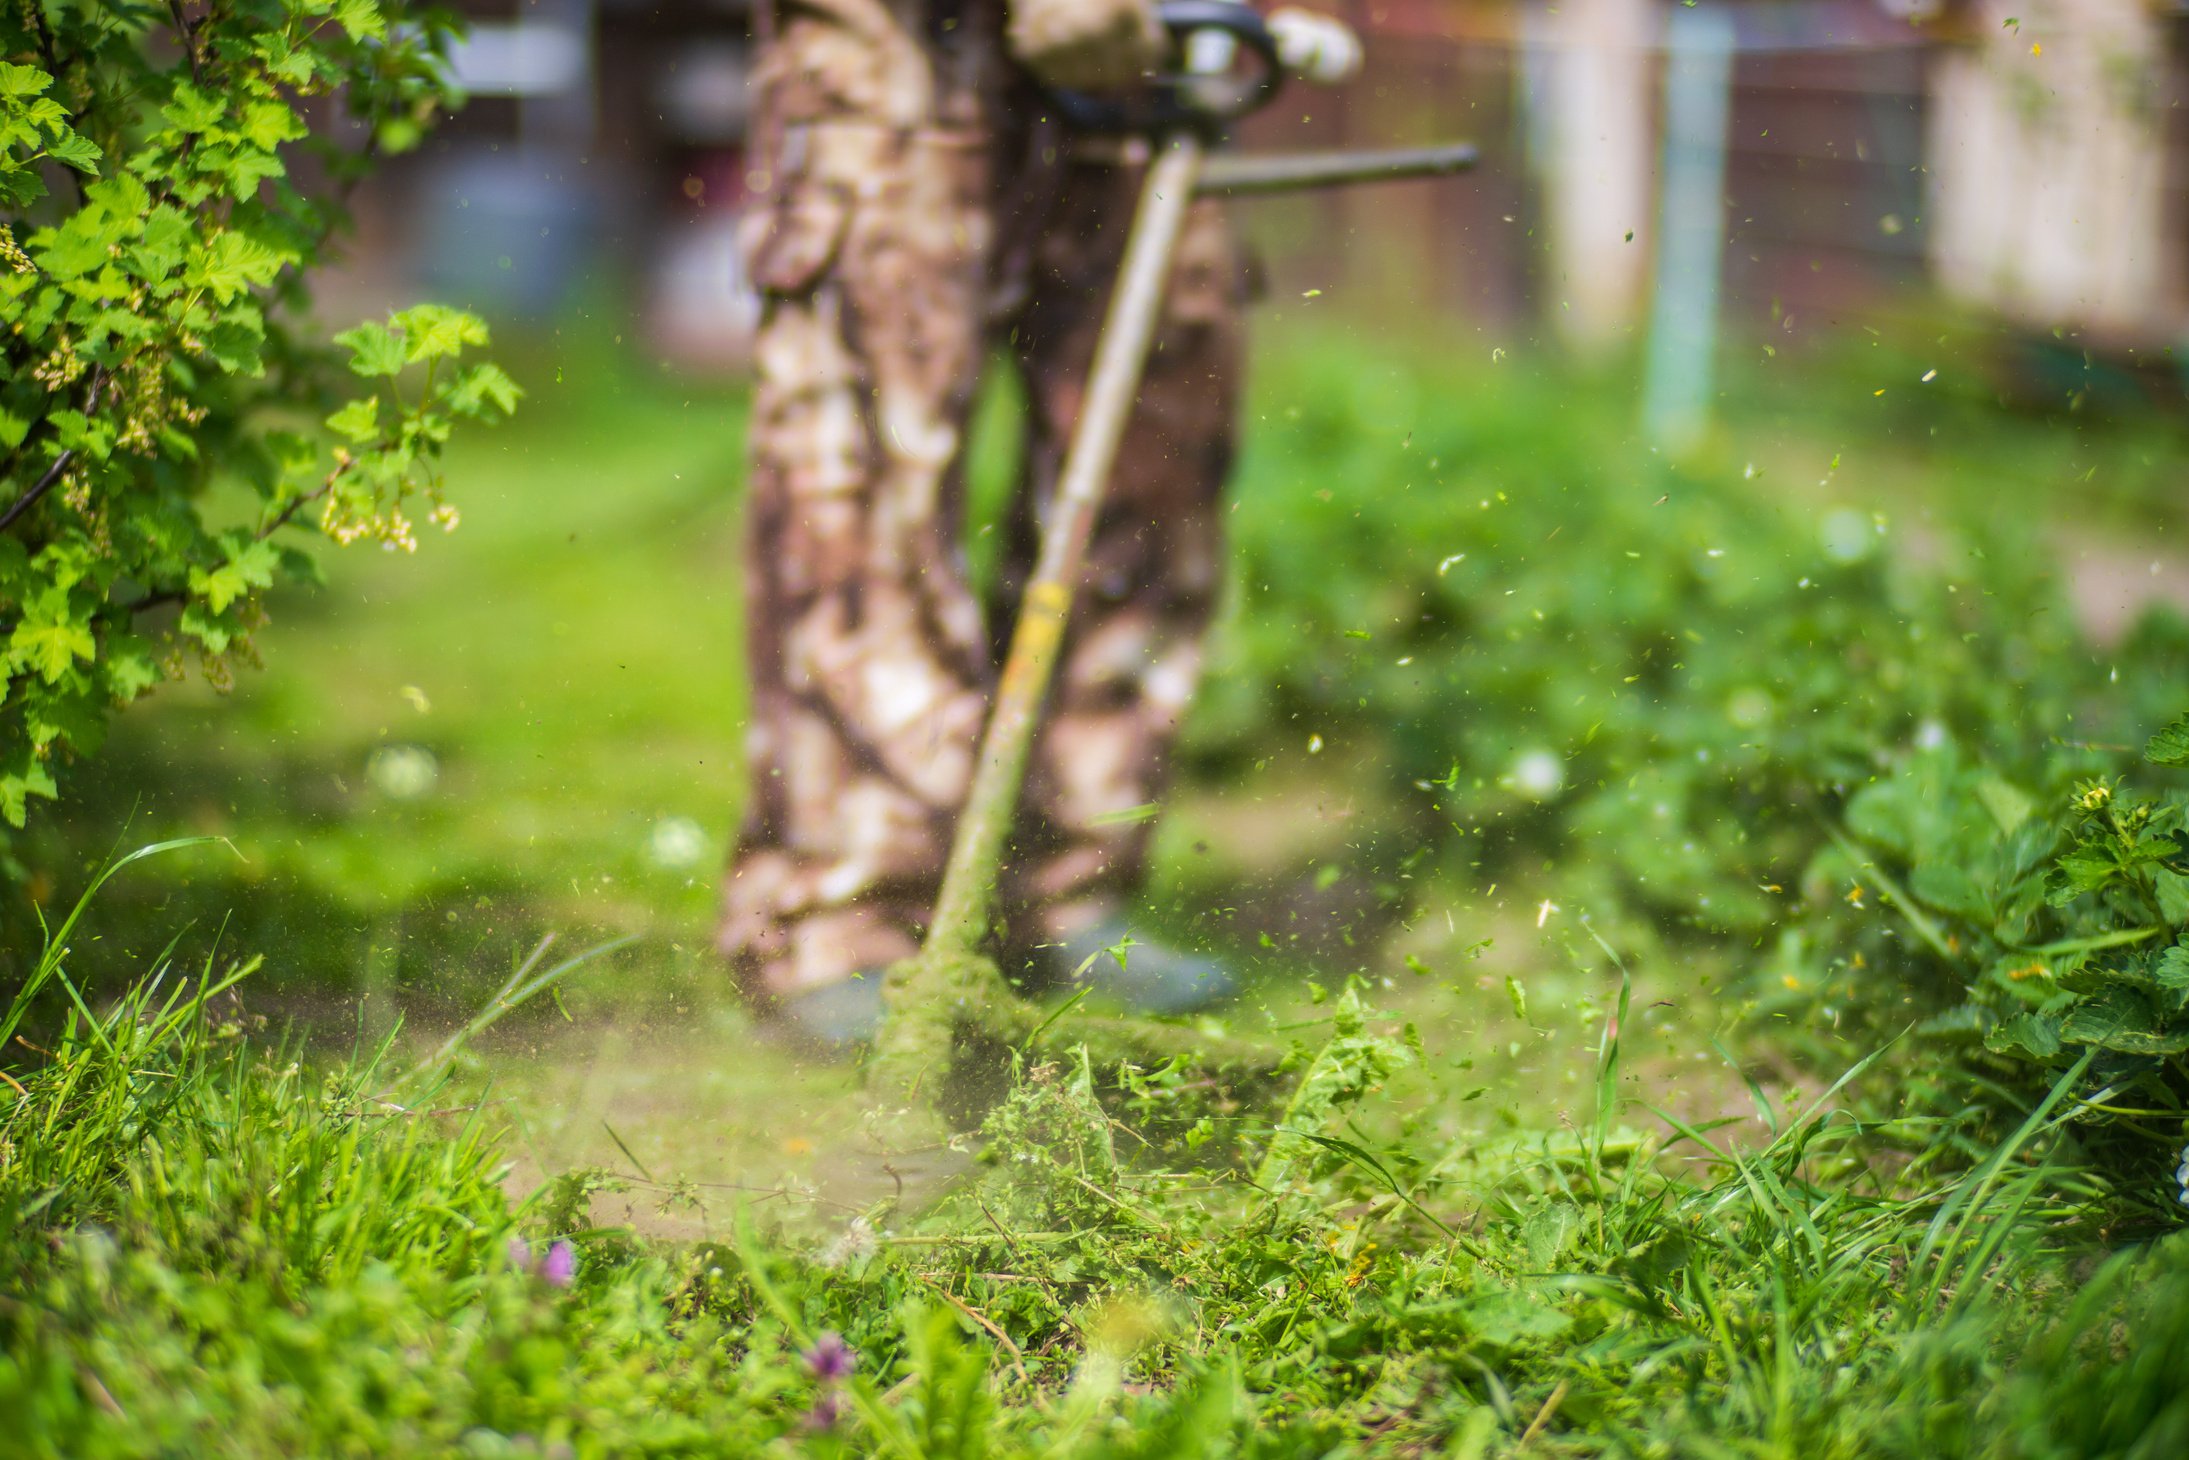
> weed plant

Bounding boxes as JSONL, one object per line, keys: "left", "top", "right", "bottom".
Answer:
{"left": 1769, "top": 709, "right": 2189, "bottom": 1211}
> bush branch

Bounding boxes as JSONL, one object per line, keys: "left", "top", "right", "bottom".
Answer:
{"left": 1, "top": 369, "right": 110, "bottom": 533}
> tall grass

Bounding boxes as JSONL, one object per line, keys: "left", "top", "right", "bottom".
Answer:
{"left": 3, "top": 859, "right": 2183, "bottom": 1456}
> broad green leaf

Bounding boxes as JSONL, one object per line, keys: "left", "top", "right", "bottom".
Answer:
{"left": 31, "top": 212, "right": 117, "bottom": 279}
{"left": 1461, "top": 1290, "right": 1573, "bottom": 1352}
{"left": 391, "top": 303, "right": 489, "bottom": 362}
{"left": 84, "top": 169, "right": 148, "bottom": 219}
{"left": 336, "top": 320, "right": 407, "bottom": 377}
{"left": 1522, "top": 1202, "right": 1582, "bottom": 1269}
{"left": 200, "top": 316, "right": 268, "bottom": 375}
{"left": 160, "top": 82, "right": 225, "bottom": 134}
{"left": 2049, "top": 846, "right": 2123, "bottom": 905}
{"left": 2158, "top": 868, "right": 2189, "bottom": 926}
{"left": 258, "top": 35, "right": 320, "bottom": 88}
{"left": 0, "top": 759, "right": 57, "bottom": 827}
{"left": 241, "top": 99, "right": 304, "bottom": 151}
{"left": 132, "top": 205, "right": 194, "bottom": 278}
{"left": 23, "top": 685, "right": 105, "bottom": 753}
{"left": 2155, "top": 945, "right": 2189, "bottom": 997}
{"left": 9, "top": 614, "right": 96, "bottom": 682}
{"left": 190, "top": 539, "right": 283, "bottom": 614}
{"left": 0, "top": 62, "right": 51, "bottom": 100}
{"left": 2146, "top": 712, "right": 2189, "bottom": 768}
{"left": 231, "top": 539, "right": 282, "bottom": 588}
{"left": 1985, "top": 1011, "right": 2062, "bottom": 1060}
{"left": 335, "top": 0, "right": 388, "bottom": 40}
{"left": 456, "top": 361, "right": 522, "bottom": 416}
{"left": 0, "top": 167, "right": 46, "bottom": 209}
{"left": 2059, "top": 989, "right": 2189, "bottom": 1054}
{"left": 189, "top": 229, "right": 292, "bottom": 302}
{"left": 44, "top": 130, "right": 101, "bottom": 173}
{"left": 178, "top": 603, "right": 233, "bottom": 654}
{"left": 2074, "top": 1024, "right": 2189, "bottom": 1056}
{"left": 1912, "top": 862, "right": 1987, "bottom": 921}
{"left": 49, "top": 410, "right": 112, "bottom": 458}
{"left": 326, "top": 395, "right": 381, "bottom": 443}
{"left": 191, "top": 563, "right": 250, "bottom": 615}
{"left": 103, "top": 640, "right": 160, "bottom": 701}
{"left": 208, "top": 141, "right": 287, "bottom": 199}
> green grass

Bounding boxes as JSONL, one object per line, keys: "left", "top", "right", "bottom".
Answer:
{"left": 146, "top": 346, "right": 748, "bottom": 919}
{"left": 6, "top": 860, "right": 2186, "bottom": 1458}
{"left": 17, "top": 313, "right": 2186, "bottom": 993}
{"left": 8, "top": 317, "right": 2189, "bottom": 1455}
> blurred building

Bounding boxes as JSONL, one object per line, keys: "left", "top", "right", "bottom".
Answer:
{"left": 360, "top": 0, "right": 757, "bottom": 362}
{"left": 354, "top": 0, "right": 2189, "bottom": 383}
{"left": 1929, "top": 0, "right": 2183, "bottom": 349}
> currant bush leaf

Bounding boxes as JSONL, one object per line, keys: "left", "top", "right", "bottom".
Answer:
{"left": 0, "top": 2, "right": 509, "bottom": 839}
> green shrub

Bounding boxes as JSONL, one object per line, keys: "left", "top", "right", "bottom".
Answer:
{"left": 0, "top": 1, "right": 514, "bottom": 832}
{"left": 1205, "top": 341, "right": 2186, "bottom": 956}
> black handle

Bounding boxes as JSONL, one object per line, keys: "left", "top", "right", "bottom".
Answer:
{"left": 1044, "top": 0, "right": 1285, "bottom": 136}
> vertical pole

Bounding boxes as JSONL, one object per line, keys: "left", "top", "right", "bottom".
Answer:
{"left": 868, "top": 135, "right": 1205, "bottom": 1126}
{"left": 1531, "top": 0, "right": 1656, "bottom": 357}
{"left": 1641, "top": 5, "right": 1735, "bottom": 447}
{"left": 921, "top": 134, "right": 1206, "bottom": 960}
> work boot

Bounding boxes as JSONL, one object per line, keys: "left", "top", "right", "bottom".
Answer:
{"left": 777, "top": 921, "right": 1236, "bottom": 1052}
{"left": 1034, "top": 918, "right": 1236, "bottom": 1015}
{"left": 777, "top": 973, "right": 886, "bottom": 1052}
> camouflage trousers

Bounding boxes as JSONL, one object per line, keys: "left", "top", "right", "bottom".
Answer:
{"left": 719, "top": 0, "right": 1248, "bottom": 1001}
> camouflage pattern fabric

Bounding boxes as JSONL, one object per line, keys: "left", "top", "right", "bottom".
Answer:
{"left": 720, "top": 0, "right": 1248, "bottom": 1001}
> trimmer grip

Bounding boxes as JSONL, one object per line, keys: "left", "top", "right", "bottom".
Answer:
{"left": 1045, "top": 0, "right": 1284, "bottom": 135}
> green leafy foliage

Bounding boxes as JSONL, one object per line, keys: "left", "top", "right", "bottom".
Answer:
{"left": 1816, "top": 717, "right": 2189, "bottom": 1203}
{"left": 0, "top": 2, "right": 515, "bottom": 831}
{"left": 1203, "top": 343, "right": 2184, "bottom": 954}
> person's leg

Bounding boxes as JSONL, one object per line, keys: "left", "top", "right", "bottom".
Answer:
{"left": 721, "top": 2, "right": 1005, "bottom": 1016}
{"left": 998, "top": 148, "right": 1250, "bottom": 956}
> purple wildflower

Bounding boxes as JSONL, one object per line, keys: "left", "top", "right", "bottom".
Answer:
{"left": 507, "top": 1236, "right": 578, "bottom": 1287}
{"left": 803, "top": 1331, "right": 856, "bottom": 1382}
{"left": 540, "top": 1240, "right": 577, "bottom": 1288}
{"left": 800, "top": 1392, "right": 845, "bottom": 1432}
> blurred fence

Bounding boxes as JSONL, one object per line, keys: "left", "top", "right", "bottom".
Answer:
{"left": 340, "top": 0, "right": 2189, "bottom": 382}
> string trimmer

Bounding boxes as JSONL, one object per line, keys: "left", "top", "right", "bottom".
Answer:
{"left": 865, "top": 1, "right": 1476, "bottom": 1133}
